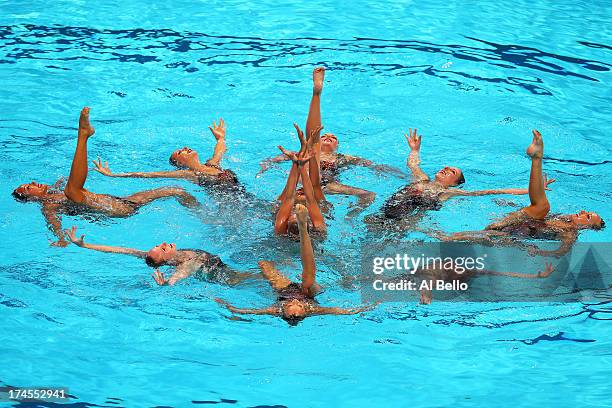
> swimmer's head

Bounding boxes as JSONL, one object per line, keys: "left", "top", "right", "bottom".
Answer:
{"left": 295, "top": 187, "right": 307, "bottom": 203}
{"left": 435, "top": 166, "right": 464, "bottom": 187}
{"left": 12, "top": 182, "right": 50, "bottom": 202}
{"left": 321, "top": 133, "right": 338, "bottom": 153}
{"left": 281, "top": 299, "right": 307, "bottom": 326}
{"left": 570, "top": 210, "right": 605, "bottom": 230}
{"left": 145, "top": 242, "right": 177, "bottom": 267}
{"left": 169, "top": 147, "right": 200, "bottom": 169}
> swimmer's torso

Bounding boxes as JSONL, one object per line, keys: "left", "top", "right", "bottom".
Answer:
{"left": 382, "top": 182, "right": 443, "bottom": 219}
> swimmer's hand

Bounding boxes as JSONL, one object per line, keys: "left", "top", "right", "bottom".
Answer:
{"left": 51, "top": 176, "right": 66, "bottom": 190}
{"left": 543, "top": 174, "right": 556, "bottom": 191}
{"left": 92, "top": 158, "right": 113, "bottom": 177}
{"left": 65, "top": 226, "right": 85, "bottom": 247}
{"left": 208, "top": 118, "right": 226, "bottom": 140}
{"left": 278, "top": 145, "right": 311, "bottom": 166}
{"left": 50, "top": 239, "right": 69, "bottom": 248}
{"left": 405, "top": 128, "right": 422, "bottom": 151}
{"left": 152, "top": 270, "right": 169, "bottom": 286}
{"left": 214, "top": 297, "right": 236, "bottom": 312}
{"left": 537, "top": 262, "right": 554, "bottom": 278}
{"left": 308, "top": 125, "right": 324, "bottom": 146}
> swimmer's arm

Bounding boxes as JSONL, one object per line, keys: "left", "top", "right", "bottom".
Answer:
{"left": 526, "top": 235, "right": 576, "bottom": 258}
{"left": 299, "top": 165, "right": 326, "bottom": 231}
{"left": 206, "top": 118, "right": 227, "bottom": 167}
{"left": 479, "top": 262, "right": 554, "bottom": 279}
{"left": 64, "top": 226, "right": 147, "bottom": 258}
{"left": 447, "top": 177, "right": 555, "bottom": 197}
{"left": 152, "top": 260, "right": 201, "bottom": 286}
{"left": 310, "top": 303, "right": 378, "bottom": 316}
{"left": 42, "top": 205, "right": 67, "bottom": 247}
{"left": 93, "top": 159, "right": 196, "bottom": 181}
{"left": 215, "top": 299, "right": 279, "bottom": 315}
{"left": 445, "top": 188, "right": 528, "bottom": 198}
{"left": 405, "top": 129, "right": 429, "bottom": 182}
{"left": 274, "top": 162, "right": 300, "bottom": 234}
{"left": 257, "top": 153, "right": 291, "bottom": 177}
{"left": 343, "top": 155, "right": 407, "bottom": 178}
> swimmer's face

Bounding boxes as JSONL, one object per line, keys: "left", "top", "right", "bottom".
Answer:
{"left": 13, "top": 182, "right": 49, "bottom": 200}
{"left": 571, "top": 210, "right": 603, "bottom": 229}
{"left": 282, "top": 300, "right": 307, "bottom": 320}
{"left": 170, "top": 147, "right": 200, "bottom": 168}
{"left": 321, "top": 133, "right": 338, "bottom": 153}
{"left": 147, "top": 242, "right": 177, "bottom": 264}
{"left": 295, "top": 188, "right": 307, "bottom": 203}
{"left": 435, "top": 166, "right": 464, "bottom": 187}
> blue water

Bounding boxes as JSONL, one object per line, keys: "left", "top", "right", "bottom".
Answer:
{"left": 1, "top": 1, "right": 611, "bottom": 406}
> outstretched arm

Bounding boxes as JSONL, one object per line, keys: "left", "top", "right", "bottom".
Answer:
{"left": 445, "top": 175, "right": 555, "bottom": 198}
{"left": 65, "top": 226, "right": 147, "bottom": 258}
{"left": 152, "top": 259, "right": 201, "bottom": 286}
{"left": 310, "top": 303, "right": 378, "bottom": 316}
{"left": 479, "top": 262, "right": 554, "bottom": 279}
{"left": 93, "top": 159, "right": 195, "bottom": 181}
{"left": 206, "top": 118, "right": 227, "bottom": 167}
{"left": 256, "top": 154, "right": 291, "bottom": 177}
{"left": 527, "top": 234, "right": 576, "bottom": 258}
{"left": 42, "top": 205, "right": 67, "bottom": 247}
{"left": 342, "top": 155, "right": 406, "bottom": 178}
{"left": 405, "top": 129, "right": 429, "bottom": 182}
{"left": 215, "top": 298, "right": 279, "bottom": 316}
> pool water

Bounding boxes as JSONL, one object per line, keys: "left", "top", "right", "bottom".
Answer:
{"left": 1, "top": 1, "right": 611, "bottom": 406}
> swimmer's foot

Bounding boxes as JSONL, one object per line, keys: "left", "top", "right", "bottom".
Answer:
{"left": 313, "top": 67, "right": 325, "bottom": 95}
{"left": 78, "top": 107, "right": 95, "bottom": 138}
{"left": 526, "top": 129, "right": 543, "bottom": 159}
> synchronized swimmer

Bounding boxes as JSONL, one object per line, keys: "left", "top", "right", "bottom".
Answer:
{"left": 13, "top": 67, "right": 605, "bottom": 324}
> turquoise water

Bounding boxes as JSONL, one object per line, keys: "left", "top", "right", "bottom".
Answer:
{"left": 1, "top": 1, "right": 611, "bottom": 406}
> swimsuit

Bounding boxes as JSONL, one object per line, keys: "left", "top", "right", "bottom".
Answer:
{"left": 277, "top": 283, "right": 318, "bottom": 306}
{"left": 187, "top": 249, "right": 232, "bottom": 281}
{"left": 382, "top": 184, "right": 441, "bottom": 219}
{"left": 487, "top": 214, "right": 561, "bottom": 241}
{"left": 319, "top": 154, "right": 349, "bottom": 185}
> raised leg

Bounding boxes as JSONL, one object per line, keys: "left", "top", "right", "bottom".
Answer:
{"left": 323, "top": 181, "right": 376, "bottom": 217}
{"left": 296, "top": 204, "right": 320, "bottom": 296}
{"left": 523, "top": 130, "right": 550, "bottom": 219}
{"left": 306, "top": 67, "right": 326, "bottom": 202}
{"left": 65, "top": 107, "right": 95, "bottom": 203}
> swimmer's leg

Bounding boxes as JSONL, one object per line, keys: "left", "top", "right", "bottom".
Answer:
{"left": 441, "top": 230, "right": 509, "bottom": 243}
{"left": 65, "top": 107, "right": 95, "bottom": 203}
{"left": 523, "top": 130, "right": 550, "bottom": 220}
{"left": 125, "top": 187, "right": 200, "bottom": 209}
{"left": 306, "top": 67, "right": 325, "bottom": 202}
{"left": 296, "top": 204, "right": 320, "bottom": 296}
{"left": 258, "top": 260, "right": 292, "bottom": 290}
{"left": 323, "top": 182, "right": 376, "bottom": 218}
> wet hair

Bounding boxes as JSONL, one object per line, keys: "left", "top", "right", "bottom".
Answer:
{"left": 145, "top": 255, "right": 164, "bottom": 268}
{"left": 282, "top": 315, "right": 306, "bottom": 326}
{"left": 456, "top": 173, "right": 465, "bottom": 185}
{"left": 595, "top": 218, "right": 605, "bottom": 230}
{"left": 169, "top": 155, "right": 185, "bottom": 168}
{"left": 12, "top": 189, "right": 29, "bottom": 202}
